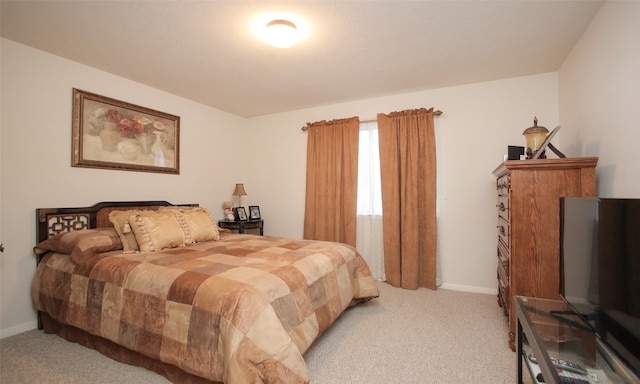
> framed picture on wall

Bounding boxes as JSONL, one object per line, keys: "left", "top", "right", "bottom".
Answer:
{"left": 248, "top": 206, "right": 261, "bottom": 220}
{"left": 235, "top": 207, "right": 248, "bottom": 221}
{"left": 71, "top": 88, "right": 180, "bottom": 174}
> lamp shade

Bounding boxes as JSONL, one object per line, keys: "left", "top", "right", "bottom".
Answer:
{"left": 233, "top": 183, "right": 247, "bottom": 196}
{"left": 522, "top": 117, "right": 549, "bottom": 159}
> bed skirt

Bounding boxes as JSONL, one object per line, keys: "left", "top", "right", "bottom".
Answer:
{"left": 40, "top": 312, "right": 219, "bottom": 384}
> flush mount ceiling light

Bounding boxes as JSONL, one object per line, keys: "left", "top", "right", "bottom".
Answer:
{"left": 264, "top": 19, "right": 300, "bottom": 48}
{"left": 251, "top": 14, "right": 309, "bottom": 48}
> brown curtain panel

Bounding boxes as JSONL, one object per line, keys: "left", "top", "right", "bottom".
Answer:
{"left": 377, "top": 108, "right": 437, "bottom": 289}
{"left": 303, "top": 117, "right": 360, "bottom": 247}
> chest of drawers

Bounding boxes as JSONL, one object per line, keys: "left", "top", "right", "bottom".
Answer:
{"left": 492, "top": 157, "right": 598, "bottom": 350}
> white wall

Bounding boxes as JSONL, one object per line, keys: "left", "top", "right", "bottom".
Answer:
{"left": 0, "top": 38, "right": 250, "bottom": 337}
{"left": 559, "top": 1, "right": 640, "bottom": 198}
{"left": 246, "top": 73, "right": 560, "bottom": 293}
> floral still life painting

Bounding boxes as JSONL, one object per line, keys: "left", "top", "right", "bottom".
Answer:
{"left": 72, "top": 88, "right": 180, "bottom": 174}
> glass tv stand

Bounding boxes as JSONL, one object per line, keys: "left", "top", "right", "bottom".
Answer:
{"left": 515, "top": 296, "right": 634, "bottom": 384}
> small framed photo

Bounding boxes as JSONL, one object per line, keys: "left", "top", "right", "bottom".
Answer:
{"left": 234, "top": 207, "right": 248, "bottom": 221}
{"left": 248, "top": 205, "right": 261, "bottom": 220}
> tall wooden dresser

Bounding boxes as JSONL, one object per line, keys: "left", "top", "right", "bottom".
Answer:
{"left": 492, "top": 157, "right": 598, "bottom": 350}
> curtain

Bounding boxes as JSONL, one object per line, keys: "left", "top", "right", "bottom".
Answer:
{"left": 377, "top": 108, "right": 437, "bottom": 289}
{"left": 303, "top": 117, "right": 360, "bottom": 247}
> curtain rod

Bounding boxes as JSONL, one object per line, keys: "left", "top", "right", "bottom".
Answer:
{"left": 300, "top": 109, "right": 442, "bottom": 132}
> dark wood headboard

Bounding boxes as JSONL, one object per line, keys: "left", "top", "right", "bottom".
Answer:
{"left": 36, "top": 201, "right": 198, "bottom": 243}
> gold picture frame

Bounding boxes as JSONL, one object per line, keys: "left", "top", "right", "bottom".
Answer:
{"left": 72, "top": 88, "right": 180, "bottom": 174}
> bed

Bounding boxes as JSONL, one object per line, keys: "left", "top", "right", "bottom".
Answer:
{"left": 31, "top": 201, "right": 379, "bottom": 383}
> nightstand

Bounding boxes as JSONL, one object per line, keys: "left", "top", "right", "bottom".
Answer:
{"left": 217, "top": 220, "right": 264, "bottom": 235}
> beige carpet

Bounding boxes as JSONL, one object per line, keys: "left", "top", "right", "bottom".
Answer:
{"left": 0, "top": 282, "right": 516, "bottom": 383}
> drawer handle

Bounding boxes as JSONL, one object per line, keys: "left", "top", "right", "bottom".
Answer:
{"left": 497, "top": 251, "right": 509, "bottom": 268}
{"left": 496, "top": 202, "right": 509, "bottom": 212}
{"left": 496, "top": 180, "right": 510, "bottom": 191}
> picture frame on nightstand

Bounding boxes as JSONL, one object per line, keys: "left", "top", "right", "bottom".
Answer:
{"left": 234, "top": 207, "right": 248, "bottom": 221}
{"left": 248, "top": 205, "right": 261, "bottom": 220}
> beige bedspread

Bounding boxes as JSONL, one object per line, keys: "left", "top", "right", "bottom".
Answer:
{"left": 32, "top": 232, "right": 379, "bottom": 383}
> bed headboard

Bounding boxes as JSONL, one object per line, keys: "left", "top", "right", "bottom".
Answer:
{"left": 36, "top": 201, "right": 198, "bottom": 243}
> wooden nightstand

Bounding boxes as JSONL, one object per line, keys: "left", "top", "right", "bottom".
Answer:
{"left": 217, "top": 220, "right": 264, "bottom": 235}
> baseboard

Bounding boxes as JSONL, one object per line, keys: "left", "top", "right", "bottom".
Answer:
{"left": 439, "top": 283, "right": 498, "bottom": 295}
{"left": 0, "top": 320, "right": 38, "bottom": 339}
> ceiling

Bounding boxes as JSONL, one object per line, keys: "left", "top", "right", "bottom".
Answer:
{"left": 1, "top": 1, "right": 604, "bottom": 118}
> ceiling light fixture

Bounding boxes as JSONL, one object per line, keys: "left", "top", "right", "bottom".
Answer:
{"left": 265, "top": 19, "right": 299, "bottom": 48}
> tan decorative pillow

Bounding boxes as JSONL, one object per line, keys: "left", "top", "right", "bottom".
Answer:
{"left": 128, "top": 211, "right": 186, "bottom": 252}
{"left": 33, "top": 228, "right": 122, "bottom": 264}
{"left": 169, "top": 207, "right": 221, "bottom": 244}
{"left": 108, "top": 209, "right": 150, "bottom": 253}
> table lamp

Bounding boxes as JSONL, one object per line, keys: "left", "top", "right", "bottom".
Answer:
{"left": 233, "top": 183, "right": 247, "bottom": 207}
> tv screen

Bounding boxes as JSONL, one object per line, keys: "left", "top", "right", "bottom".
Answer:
{"left": 560, "top": 198, "right": 640, "bottom": 380}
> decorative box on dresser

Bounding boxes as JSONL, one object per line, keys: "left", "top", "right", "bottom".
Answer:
{"left": 492, "top": 157, "right": 598, "bottom": 350}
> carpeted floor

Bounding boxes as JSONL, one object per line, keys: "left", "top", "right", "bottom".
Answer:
{"left": 0, "top": 282, "right": 516, "bottom": 383}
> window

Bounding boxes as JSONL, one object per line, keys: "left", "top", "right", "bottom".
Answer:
{"left": 357, "top": 121, "right": 382, "bottom": 215}
{"left": 356, "top": 121, "right": 385, "bottom": 280}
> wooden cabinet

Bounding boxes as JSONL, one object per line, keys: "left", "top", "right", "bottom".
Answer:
{"left": 492, "top": 157, "right": 598, "bottom": 350}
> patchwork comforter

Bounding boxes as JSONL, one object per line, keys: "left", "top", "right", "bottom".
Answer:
{"left": 32, "top": 232, "right": 379, "bottom": 383}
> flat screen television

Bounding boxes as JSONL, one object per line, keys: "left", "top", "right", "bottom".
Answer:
{"left": 560, "top": 197, "right": 640, "bottom": 383}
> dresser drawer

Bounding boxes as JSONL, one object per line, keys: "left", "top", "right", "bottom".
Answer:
{"left": 497, "top": 270, "right": 509, "bottom": 316}
{"left": 497, "top": 258, "right": 509, "bottom": 286}
{"left": 497, "top": 217, "right": 510, "bottom": 247}
{"left": 496, "top": 174, "right": 510, "bottom": 196}
{"left": 497, "top": 241, "right": 509, "bottom": 280}
{"left": 497, "top": 195, "right": 510, "bottom": 222}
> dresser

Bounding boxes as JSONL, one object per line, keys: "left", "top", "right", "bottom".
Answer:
{"left": 492, "top": 157, "right": 598, "bottom": 350}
